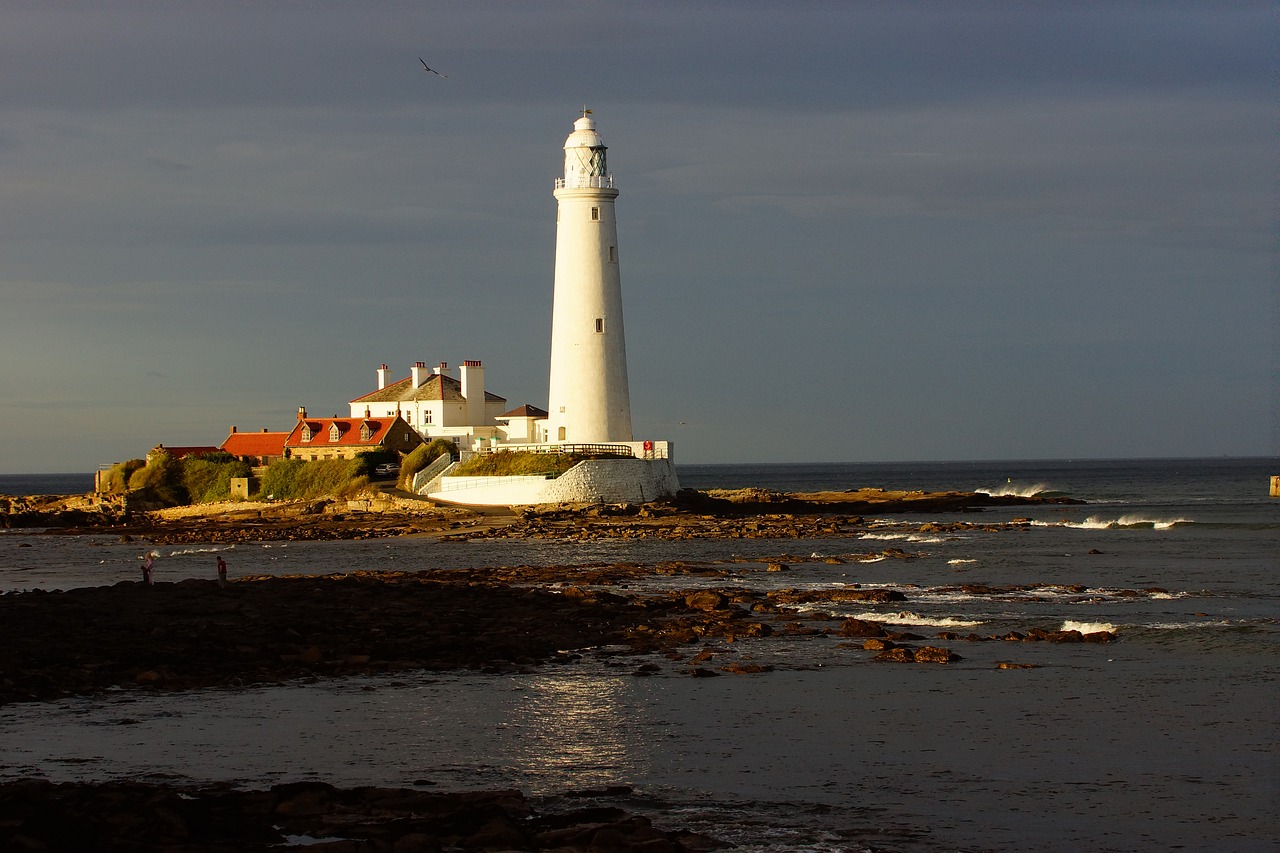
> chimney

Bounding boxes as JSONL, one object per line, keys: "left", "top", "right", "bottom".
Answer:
{"left": 364, "top": 407, "right": 371, "bottom": 419}
{"left": 411, "top": 361, "right": 427, "bottom": 387}
{"left": 229, "top": 426, "right": 237, "bottom": 434}
{"left": 376, "top": 363, "right": 391, "bottom": 390}
{"left": 297, "top": 406, "right": 307, "bottom": 420}
{"left": 433, "top": 361, "right": 450, "bottom": 376}
{"left": 261, "top": 428, "right": 269, "bottom": 433}
{"left": 459, "top": 360, "right": 485, "bottom": 427}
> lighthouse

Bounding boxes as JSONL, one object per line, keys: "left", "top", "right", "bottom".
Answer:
{"left": 546, "top": 110, "right": 633, "bottom": 444}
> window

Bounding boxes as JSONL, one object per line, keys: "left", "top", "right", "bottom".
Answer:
{"left": 301, "top": 426, "right": 312, "bottom": 442}
{"left": 423, "top": 410, "right": 433, "bottom": 424}
{"left": 595, "top": 317, "right": 604, "bottom": 334}
{"left": 359, "top": 424, "right": 373, "bottom": 442}
{"left": 558, "top": 426, "right": 566, "bottom": 441}
{"left": 328, "top": 424, "right": 340, "bottom": 442}
{"left": 590, "top": 206, "right": 599, "bottom": 221}
{"left": 609, "top": 245, "right": 617, "bottom": 263}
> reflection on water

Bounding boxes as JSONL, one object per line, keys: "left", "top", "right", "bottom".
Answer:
{"left": 510, "top": 675, "right": 643, "bottom": 785}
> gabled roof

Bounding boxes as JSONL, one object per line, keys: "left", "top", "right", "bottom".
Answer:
{"left": 351, "top": 373, "right": 506, "bottom": 405}
{"left": 284, "top": 416, "right": 408, "bottom": 449}
{"left": 221, "top": 431, "right": 289, "bottom": 458}
{"left": 498, "top": 404, "right": 549, "bottom": 419}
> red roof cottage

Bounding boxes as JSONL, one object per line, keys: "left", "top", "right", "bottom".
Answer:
{"left": 221, "top": 427, "right": 290, "bottom": 465}
{"left": 283, "top": 408, "right": 422, "bottom": 461}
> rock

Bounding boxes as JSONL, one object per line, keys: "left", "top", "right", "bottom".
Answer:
{"left": 684, "top": 591, "right": 728, "bottom": 611}
{"left": 862, "top": 638, "right": 894, "bottom": 651}
{"left": 720, "top": 663, "right": 773, "bottom": 674}
{"left": 766, "top": 562, "right": 788, "bottom": 572}
{"left": 996, "top": 661, "right": 1042, "bottom": 669}
{"left": 873, "top": 647, "right": 916, "bottom": 662}
{"left": 912, "top": 645, "right": 960, "bottom": 663}
{"left": 837, "top": 618, "right": 886, "bottom": 638}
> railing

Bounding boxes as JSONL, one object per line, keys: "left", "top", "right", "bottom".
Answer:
{"left": 412, "top": 454, "right": 459, "bottom": 494}
{"left": 554, "top": 175, "right": 616, "bottom": 190}
{"left": 477, "top": 443, "right": 635, "bottom": 458}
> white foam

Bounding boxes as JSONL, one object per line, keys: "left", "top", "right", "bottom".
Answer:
{"left": 947, "top": 559, "right": 978, "bottom": 565}
{"left": 1061, "top": 620, "right": 1116, "bottom": 634}
{"left": 161, "top": 546, "right": 223, "bottom": 558}
{"left": 851, "top": 610, "right": 984, "bottom": 628}
{"left": 1044, "top": 515, "right": 1193, "bottom": 530}
{"left": 978, "top": 481, "right": 1048, "bottom": 498}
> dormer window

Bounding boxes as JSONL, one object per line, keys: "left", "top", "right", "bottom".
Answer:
{"left": 328, "top": 423, "right": 340, "bottom": 442}
{"left": 301, "top": 426, "right": 313, "bottom": 442}
{"left": 360, "top": 423, "right": 373, "bottom": 442}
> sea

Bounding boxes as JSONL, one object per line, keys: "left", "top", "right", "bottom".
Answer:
{"left": 1, "top": 458, "right": 1276, "bottom": 852}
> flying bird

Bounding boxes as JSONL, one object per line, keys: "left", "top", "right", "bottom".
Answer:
{"left": 419, "top": 58, "right": 447, "bottom": 78}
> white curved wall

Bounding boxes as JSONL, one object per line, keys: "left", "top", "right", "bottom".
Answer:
{"left": 429, "top": 459, "right": 679, "bottom": 506}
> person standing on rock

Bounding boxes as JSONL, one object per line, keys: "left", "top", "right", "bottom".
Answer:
{"left": 216, "top": 555, "right": 227, "bottom": 588}
{"left": 141, "top": 552, "right": 155, "bottom": 585}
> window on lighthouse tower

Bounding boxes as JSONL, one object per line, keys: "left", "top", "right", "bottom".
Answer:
{"left": 590, "top": 207, "right": 600, "bottom": 221}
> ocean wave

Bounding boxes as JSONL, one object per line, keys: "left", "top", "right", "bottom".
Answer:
{"left": 858, "top": 533, "right": 945, "bottom": 544}
{"left": 947, "top": 559, "right": 979, "bottom": 565}
{"left": 850, "top": 610, "right": 984, "bottom": 628}
{"left": 158, "top": 546, "right": 230, "bottom": 558}
{"left": 1061, "top": 620, "right": 1116, "bottom": 634}
{"left": 1033, "top": 515, "right": 1193, "bottom": 530}
{"left": 978, "top": 481, "right": 1049, "bottom": 498}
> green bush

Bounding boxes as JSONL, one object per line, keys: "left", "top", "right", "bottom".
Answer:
{"left": 100, "top": 459, "right": 145, "bottom": 494}
{"left": 127, "top": 452, "right": 188, "bottom": 506}
{"left": 181, "top": 455, "right": 251, "bottom": 503}
{"left": 255, "top": 457, "right": 369, "bottom": 500}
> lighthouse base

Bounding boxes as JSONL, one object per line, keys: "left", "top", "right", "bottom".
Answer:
{"left": 429, "top": 457, "right": 680, "bottom": 507}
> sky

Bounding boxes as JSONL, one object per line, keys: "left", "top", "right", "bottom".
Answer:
{"left": 1, "top": 1, "right": 1275, "bottom": 473}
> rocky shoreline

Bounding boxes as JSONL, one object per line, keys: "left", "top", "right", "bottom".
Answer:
{"left": 0, "top": 779, "right": 723, "bottom": 852}
{"left": 1, "top": 486, "right": 1095, "bottom": 851}
{"left": 3, "top": 486, "right": 1082, "bottom": 544}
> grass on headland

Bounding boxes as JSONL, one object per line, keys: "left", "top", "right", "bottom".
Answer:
{"left": 102, "top": 451, "right": 397, "bottom": 506}
{"left": 451, "top": 450, "right": 628, "bottom": 478}
{"left": 397, "top": 438, "right": 459, "bottom": 489}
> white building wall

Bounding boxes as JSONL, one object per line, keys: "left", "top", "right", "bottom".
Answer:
{"left": 547, "top": 114, "right": 633, "bottom": 445}
{"left": 429, "top": 458, "right": 679, "bottom": 506}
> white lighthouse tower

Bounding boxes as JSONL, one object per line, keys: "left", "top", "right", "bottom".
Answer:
{"left": 546, "top": 110, "right": 633, "bottom": 444}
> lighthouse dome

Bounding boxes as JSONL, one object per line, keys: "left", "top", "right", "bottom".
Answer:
{"left": 559, "top": 112, "right": 611, "bottom": 186}
{"left": 564, "top": 114, "right": 604, "bottom": 150}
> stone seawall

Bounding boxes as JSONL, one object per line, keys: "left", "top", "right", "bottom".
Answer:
{"left": 540, "top": 458, "right": 680, "bottom": 504}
